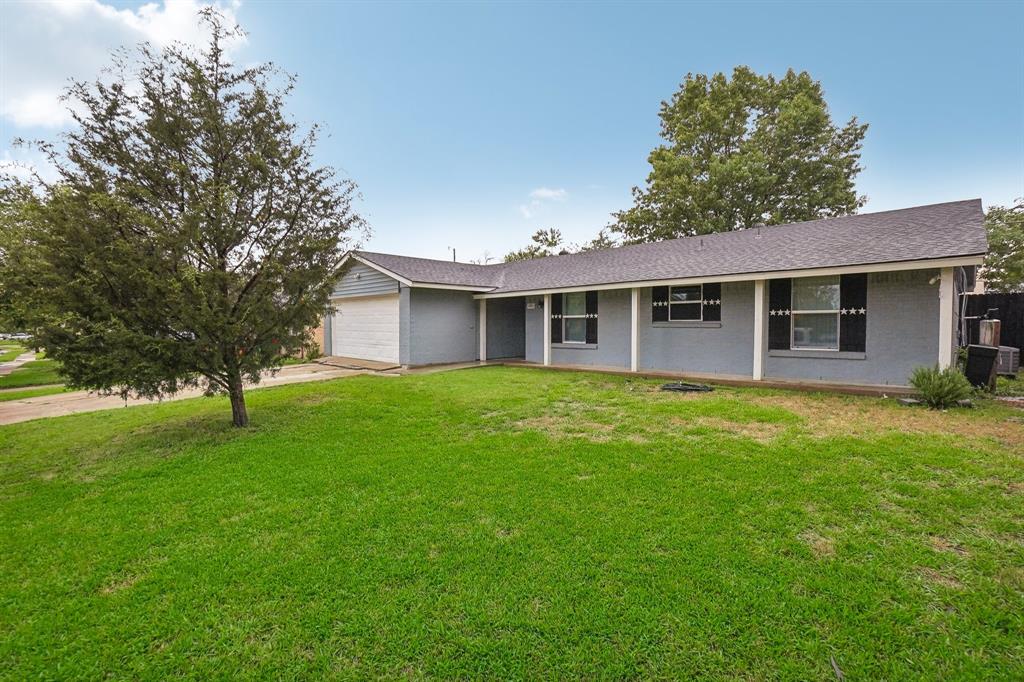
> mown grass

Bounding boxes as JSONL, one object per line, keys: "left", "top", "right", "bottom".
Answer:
{"left": 0, "top": 359, "right": 62, "bottom": 389}
{"left": 0, "top": 366, "right": 1021, "bottom": 679}
{"left": 0, "top": 345, "right": 26, "bottom": 363}
{"left": 0, "top": 385, "right": 69, "bottom": 402}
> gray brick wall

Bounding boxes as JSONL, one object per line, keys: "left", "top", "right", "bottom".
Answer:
{"left": 407, "top": 288, "right": 479, "bottom": 365}
{"left": 518, "top": 270, "right": 943, "bottom": 386}
{"left": 764, "top": 269, "right": 940, "bottom": 385}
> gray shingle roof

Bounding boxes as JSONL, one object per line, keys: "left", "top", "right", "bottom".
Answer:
{"left": 353, "top": 251, "right": 498, "bottom": 287}
{"left": 355, "top": 199, "right": 986, "bottom": 295}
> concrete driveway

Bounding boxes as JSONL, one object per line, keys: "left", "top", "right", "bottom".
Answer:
{"left": 0, "top": 362, "right": 379, "bottom": 426}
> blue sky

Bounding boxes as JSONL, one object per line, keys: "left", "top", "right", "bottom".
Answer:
{"left": 2, "top": 1, "right": 1022, "bottom": 261}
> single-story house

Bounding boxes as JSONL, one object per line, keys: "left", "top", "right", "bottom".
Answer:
{"left": 324, "top": 199, "right": 986, "bottom": 388}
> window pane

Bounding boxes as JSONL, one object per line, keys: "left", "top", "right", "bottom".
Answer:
{"left": 670, "top": 302, "right": 701, "bottom": 320}
{"left": 792, "top": 313, "right": 838, "bottom": 349}
{"left": 792, "top": 276, "right": 840, "bottom": 311}
{"left": 564, "top": 317, "right": 586, "bottom": 342}
{"left": 564, "top": 292, "right": 586, "bottom": 316}
{"left": 671, "top": 285, "right": 702, "bottom": 303}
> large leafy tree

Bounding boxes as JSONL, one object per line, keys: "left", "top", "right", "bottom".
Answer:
{"left": 613, "top": 66, "right": 868, "bottom": 242}
{"left": 1, "top": 11, "right": 364, "bottom": 426}
{"left": 983, "top": 200, "right": 1024, "bottom": 292}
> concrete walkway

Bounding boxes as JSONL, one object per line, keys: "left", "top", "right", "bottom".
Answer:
{"left": 0, "top": 362, "right": 381, "bottom": 426}
{"left": 0, "top": 351, "right": 37, "bottom": 376}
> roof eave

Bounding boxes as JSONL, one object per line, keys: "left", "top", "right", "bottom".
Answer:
{"left": 473, "top": 254, "right": 985, "bottom": 299}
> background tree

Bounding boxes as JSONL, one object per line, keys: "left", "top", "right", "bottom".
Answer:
{"left": 504, "top": 228, "right": 565, "bottom": 262}
{"left": 983, "top": 199, "right": 1024, "bottom": 292}
{"left": 1, "top": 10, "right": 365, "bottom": 426}
{"left": 612, "top": 66, "right": 868, "bottom": 242}
{"left": 503, "top": 227, "right": 618, "bottom": 262}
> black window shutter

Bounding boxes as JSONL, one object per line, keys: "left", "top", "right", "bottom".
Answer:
{"left": 550, "top": 294, "right": 563, "bottom": 344}
{"left": 585, "top": 291, "right": 598, "bottom": 344}
{"left": 702, "top": 283, "right": 722, "bottom": 322}
{"left": 768, "top": 279, "right": 791, "bottom": 350}
{"left": 839, "top": 274, "right": 867, "bottom": 352}
{"left": 652, "top": 286, "right": 669, "bottom": 322}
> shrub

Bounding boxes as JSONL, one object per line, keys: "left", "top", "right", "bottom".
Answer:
{"left": 909, "top": 365, "right": 974, "bottom": 409}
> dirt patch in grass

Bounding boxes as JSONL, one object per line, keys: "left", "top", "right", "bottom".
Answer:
{"left": 799, "top": 529, "right": 836, "bottom": 558}
{"left": 673, "top": 416, "right": 785, "bottom": 443}
{"left": 515, "top": 414, "right": 618, "bottom": 442}
{"left": 918, "top": 567, "right": 963, "bottom": 590}
{"left": 100, "top": 573, "right": 140, "bottom": 595}
{"left": 514, "top": 411, "right": 783, "bottom": 445}
{"left": 750, "top": 394, "right": 1024, "bottom": 448}
{"left": 929, "top": 536, "right": 969, "bottom": 557}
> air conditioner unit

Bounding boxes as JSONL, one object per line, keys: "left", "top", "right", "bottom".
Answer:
{"left": 996, "top": 346, "right": 1020, "bottom": 376}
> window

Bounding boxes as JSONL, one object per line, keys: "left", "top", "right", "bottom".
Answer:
{"left": 562, "top": 292, "right": 587, "bottom": 343}
{"left": 791, "top": 275, "right": 840, "bottom": 350}
{"left": 669, "top": 285, "right": 702, "bottom": 321}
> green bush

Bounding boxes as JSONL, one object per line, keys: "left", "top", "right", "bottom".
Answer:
{"left": 909, "top": 365, "right": 974, "bottom": 409}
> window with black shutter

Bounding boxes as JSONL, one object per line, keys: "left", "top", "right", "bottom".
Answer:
{"left": 771, "top": 275, "right": 868, "bottom": 352}
{"left": 702, "top": 283, "right": 722, "bottom": 322}
{"left": 768, "top": 278, "right": 792, "bottom": 350}
{"left": 652, "top": 286, "right": 669, "bottom": 322}
{"left": 791, "top": 276, "right": 841, "bottom": 350}
{"left": 652, "top": 283, "right": 722, "bottom": 323}
{"left": 585, "top": 291, "right": 599, "bottom": 344}
{"left": 839, "top": 274, "right": 867, "bottom": 352}
{"left": 550, "top": 293, "right": 563, "bottom": 344}
{"left": 557, "top": 291, "right": 598, "bottom": 343}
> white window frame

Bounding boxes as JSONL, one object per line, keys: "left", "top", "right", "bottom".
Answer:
{"left": 669, "top": 284, "right": 703, "bottom": 322}
{"left": 562, "top": 292, "right": 588, "bottom": 344}
{"left": 790, "top": 276, "right": 840, "bottom": 351}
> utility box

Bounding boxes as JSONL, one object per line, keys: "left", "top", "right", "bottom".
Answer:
{"left": 996, "top": 346, "right": 1020, "bottom": 376}
{"left": 965, "top": 344, "right": 999, "bottom": 390}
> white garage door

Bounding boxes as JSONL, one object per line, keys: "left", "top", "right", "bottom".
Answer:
{"left": 331, "top": 294, "right": 400, "bottom": 363}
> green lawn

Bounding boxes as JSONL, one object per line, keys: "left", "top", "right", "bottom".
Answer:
{"left": 1, "top": 367, "right": 1021, "bottom": 678}
{"left": 0, "top": 385, "right": 69, "bottom": 402}
{"left": 0, "top": 358, "right": 62, "bottom": 389}
{"left": 0, "top": 344, "right": 26, "bottom": 363}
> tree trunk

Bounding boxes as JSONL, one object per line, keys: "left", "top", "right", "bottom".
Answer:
{"left": 228, "top": 374, "right": 249, "bottom": 427}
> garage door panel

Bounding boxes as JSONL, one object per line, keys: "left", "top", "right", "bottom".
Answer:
{"left": 331, "top": 294, "right": 399, "bottom": 363}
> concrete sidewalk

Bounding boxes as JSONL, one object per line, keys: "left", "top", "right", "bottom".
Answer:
{"left": 0, "top": 350, "right": 37, "bottom": 376}
{"left": 0, "top": 362, "right": 380, "bottom": 426}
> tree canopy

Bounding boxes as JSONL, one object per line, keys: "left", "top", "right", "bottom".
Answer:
{"left": 504, "top": 228, "right": 616, "bottom": 262}
{"left": 983, "top": 200, "right": 1024, "bottom": 292}
{"left": 612, "top": 66, "right": 868, "bottom": 242}
{"left": 0, "top": 10, "right": 365, "bottom": 426}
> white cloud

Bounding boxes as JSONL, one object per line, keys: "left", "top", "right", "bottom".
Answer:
{"left": 0, "top": 0, "right": 244, "bottom": 128}
{"left": 519, "top": 186, "right": 568, "bottom": 219}
{"left": 0, "top": 149, "right": 60, "bottom": 184}
{"left": 529, "top": 187, "right": 567, "bottom": 201}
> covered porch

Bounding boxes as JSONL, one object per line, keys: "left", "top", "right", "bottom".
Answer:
{"left": 476, "top": 265, "right": 962, "bottom": 389}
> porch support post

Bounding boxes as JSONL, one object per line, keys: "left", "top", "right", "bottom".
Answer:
{"left": 478, "top": 298, "right": 487, "bottom": 362}
{"left": 938, "top": 266, "right": 955, "bottom": 368}
{"left": 543, "top": 294, "right": 552, "bottom": 366}
{"left": 753, "top": 279, "right": 765, "bottom": 380}
{"left": 630, "top": 287, "right": 639, "bottom": 372}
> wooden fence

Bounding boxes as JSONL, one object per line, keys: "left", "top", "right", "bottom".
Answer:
{"left": 963, "top": 292, "right": 1024, "bottom": 351}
